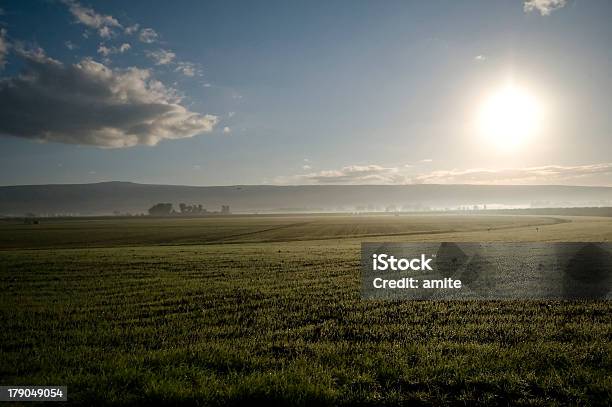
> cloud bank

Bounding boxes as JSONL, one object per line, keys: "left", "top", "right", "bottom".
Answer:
{"left": 415, "top": 163, "right": 612, "bottom": 185}
{"left": 276, "top": 163, "right": 612, "bottom": 186}
{"left": 0, "top": 49, "right": 217, "bottom": 148}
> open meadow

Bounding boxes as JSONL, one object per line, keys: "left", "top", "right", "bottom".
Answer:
{"left": 1, "top": 214, "right": 611, "bottom": 405}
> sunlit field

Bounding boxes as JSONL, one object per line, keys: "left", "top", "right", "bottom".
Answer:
{"left": 1, "top": 214, "right": 611, "bottom": 405}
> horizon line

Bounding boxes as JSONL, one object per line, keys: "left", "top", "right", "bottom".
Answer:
{"left": 2, "top": 181, "right": 612, "bottom": 189}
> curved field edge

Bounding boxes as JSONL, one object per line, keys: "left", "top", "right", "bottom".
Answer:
{"left": 0, "top": 214, "right": 574, "bottom": 250}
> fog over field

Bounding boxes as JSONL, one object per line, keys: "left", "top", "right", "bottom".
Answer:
{"left": 2, "top": 182, "right": 612, "bottom": 216}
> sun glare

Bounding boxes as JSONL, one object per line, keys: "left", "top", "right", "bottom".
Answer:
{"left": 477, "top": 84, "right": 542, "bottom": 151}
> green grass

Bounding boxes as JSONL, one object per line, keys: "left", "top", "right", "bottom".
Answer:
{"left": 1, "top": 215, "right": 611, "bottom": 405}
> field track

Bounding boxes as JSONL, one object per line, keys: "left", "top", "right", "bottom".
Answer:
{"left": 1, "top": 214, "right": 602, "bottom": 250}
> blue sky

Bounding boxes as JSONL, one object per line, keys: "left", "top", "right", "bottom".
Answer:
{"left": 0, "top": 0, "right": 611, "bottom": 186}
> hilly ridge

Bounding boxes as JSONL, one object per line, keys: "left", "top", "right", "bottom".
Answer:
{"left": 2, "top": 181, "right": 612, "bottom": 216}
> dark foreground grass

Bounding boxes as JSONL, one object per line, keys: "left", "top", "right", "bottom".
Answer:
{"left": 1, "top": 238, "right": 611, "bottom": 406}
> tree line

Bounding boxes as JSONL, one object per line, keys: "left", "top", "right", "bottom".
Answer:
{"left": 147, "top": 203, "right": 230, "bottom": 216}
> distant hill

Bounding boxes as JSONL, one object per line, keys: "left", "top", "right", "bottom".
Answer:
{"left": 1, "top": 181, "right": 612, "bottom": 216}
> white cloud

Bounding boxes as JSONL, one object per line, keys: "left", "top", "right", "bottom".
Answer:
{"left": 228, "top": 111, "right": 236, "bottom": 118}
{"left": 523, "top": 0, "right": 567, "bottom": 16}
{"left": 0, "top": 29, "right": 8, "bottom": 69}
{"left": 139, "top": 28, "right": 158, "bottom": 43}
{"left": 63, "top": 0, "right": 122, "bottom": 38}
{"left": 302, "top": 165, "right": 312, "bottom": 170}
{"left": 175, "top": 61, "right": 201, "bottom": 77}
{"left": 97, "top": 44, "right": 111, "bottom": 56}
{"left": 0, "top": 48, "right": 218, "bottom": 148}
{"left": 13, "top": 43, "right": 46, "bottom": 61}
{"left": 146, "top": 49, "right": 175, "bottom": 65}
{"left": 98, "top": 43, "right": 131, "bottom": 56}
{"left": 223, "top": 126, "right": 231, "bottom": 134}
{"left": 420, "top": 159, "right": 433, "bottom": 163}
{"left": 64, "top": 40, "right": 77, "bottom": 50}
{"left": 124, "top": 24, "right": 140, "bottom": 35}
{"left": 474, "top": 55, "right": 486, "bottom": 61}
{"left": 98, "top": 26, "right": 113, "bottom": 39}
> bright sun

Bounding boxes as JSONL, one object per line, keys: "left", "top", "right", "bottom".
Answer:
{"left": 477, "top": 84, "right": 542, "bottom": 151}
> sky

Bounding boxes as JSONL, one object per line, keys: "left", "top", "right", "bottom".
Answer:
{"left": 0, "top": 0, "right": 611, "bottom": 186}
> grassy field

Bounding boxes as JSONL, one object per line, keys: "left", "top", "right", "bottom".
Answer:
{"left": 1, "top": 214, "right": 611, "bottom": 405}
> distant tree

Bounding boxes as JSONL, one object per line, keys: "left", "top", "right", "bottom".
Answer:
{"left": 179, "top": 203, "right": 187, "bottom": 214}
{"left": 148, "top": 203, "right": 173, "bottom": 216}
